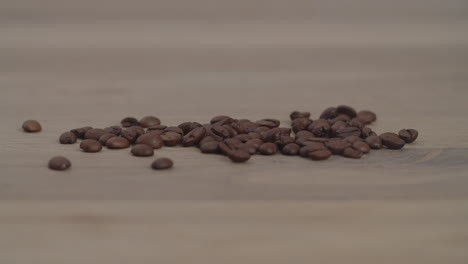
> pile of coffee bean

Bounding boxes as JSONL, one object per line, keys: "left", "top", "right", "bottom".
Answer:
{"left": 26, "top": 105, "right": 419, "bottom": 171}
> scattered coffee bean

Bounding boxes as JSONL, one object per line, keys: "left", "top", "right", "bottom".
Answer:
{"left": 342, "top": 147, "right": 363, "bottom": 159}
{"left": 135, "top": 133, "right": 164, "bottom": 149}
{"left": 84, "top": 128, "right": 108, "bottom": 140}
{"left": 348, "top": 118, "right": 363, "bottom": 129}
{"left": 291, "top": 117, "right": 312, "bottom": 133}
{"left": 299, "top": 142, "right": 326, "bottom": 157}
{"left": 106, "top": 137, "right": 130, "bottom": 149}
{"left": 59, "top": 132, "right": 77, "bottom": 144}
{"left": 258, "top": 142, "right": 278, "bottom": 155}
{"left": 345, "top": 135, "right": 363, "bottom": 143}
{"left": 121, "top": 117, "right": 139, "bottom": 127}
{"left": 151, "top": 158, "right": 174, "bottom": 170}
{"left": 399, "top": 129, "right": 419, "bottom": 143}
{"left": 282, "top": 143, "right": 300, "bottom": 155}
{"left": 80, "top": 139, "right": 102, "bottom": 153}
{"left": 71, "top": 126, "right": 93, "bottom": 139}
{"left": 139, "top": 116, "right": 161, "bottom": 128}
{"left": 131, "top": 144, "right": 154, "bottom": 157}
{"left": 380, "top": 132, "right": 406, "bottom": 149}
{"left": 147, "top": 125, "right": 167, "bottom": 132}
{"left": 98, "top": 133, "right": 116, "bottom": 146}
{"left": 22, "top": 120, "right": 42, "bottom": 132}
{"left": 48, "top": 156, "right": 71, "bottom": 171}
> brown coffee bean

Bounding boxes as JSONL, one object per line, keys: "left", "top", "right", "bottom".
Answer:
{"left": 70, "top": 126, "right": 93, "bottom": 139}
{"left": 295, "top": 130, "right": 314, "bottom": 139}
{"left": 336, "top": 127, "right": 361, "bottom": 138}
{"left": 365, "top": 135, "right": 382, "bottom": 149}
{"left": 276, "top": 135, "right": 295, "bottom": 148}
{"left": 136, "top": 133, "right": 164, "bottom": 149}
{"left": 84, "top": 128, "right": 108, "bottom": 140}
{"left": 139, "top": 116, "right": 161, "bottom": 128}
{"left": 325, "top": 140, "right": 351, "bottom": 154}
{"left": 345, "top": 135, "right": 363, "bottom": 143}
{"left": 164, "top": 126, "right": 184, "bottom": 135}
{"left": 348, "top": 118, "right": 363, "bottom": 129}
{"left": 98, "top": 133, "right": 116, "bottom": 146}
{"left": 211, "top": 125, "right": 233, "bottom": 138}
{"left": 319, "top": 107, "right": 337, "bottom": 119}
{"left": 106, "top": 137, "right": 130, "bottom": 149}
{"left": 151, "top": 158, "right": 174, "bottom": 170}
{"left": 282, "top": 143, "right": 300, "bottom": 155}
{"left": 380, "top": 132, "right": 406, "bottom": 149}
{"left": 399, "top": 129, "right": 419, "bottom": 143}
{"left": 182, "top": 127, "right": 206, "bottom": 146}
{"left": 121, "top": 127, "right": 145, "bottom": 144}
{"left": 256, "top": 119, "right": 280, "bottom": 128}
{"left": 328, "top": 114, "right": 351, "bottom": 125}
{"left": 247, "top": 132, "right": 261, "bottom": 139}
{"left": 234, "top": 134, "right": 251, "bottom": 143}
{"left": 308, "top": 119, "right": 330, "bottom": 137}
{"left": 161, "top": 132, "right": 182, "bottom": 146}
{"left": 104, "top": 126, "right": 122, "bottom": 136}
{"left": 261, "top": 128, "right": 282, "bottom": 142}
{"left": 353, "top": 141, "right": 370, "bottom": 153}
{"left": 336, "top": 105, "right": 357, "bottom": 118}
{"left": 361, "top": 126, "right": 373, "bottom": 138}
{"left": 291, "top": 118, "right": 312, "bottom": 133}
{"left": 245, "top": 138, "right": 264, "bottom": 149}
{"left": 210, "top": 115, "right": 233, "bottom": 124}
{"left": 48, "top": 156, "right": 71, "bottom": 171}
{"left": 80, "top": 139, "right": 102, "bottom": 153}
{"left": 131, "top": 144, "right": 154, "bottom": 157}
{"left": 299, "top": 143, "right": 326, "bottom": 157}
{"left": 227, "top": 149, "right": 251, "bottom": 163}
{"left": 342, "top": 147, "right": 363, "bottom": 159}
{"left": 237, "top": 143, "right": 257, "bottom": 155}
{"left": 357, "top": 110, "right": 377, "bottom": 124}
{"left": 309, "top": 149, "right": 332, "bottom": 160}
{"left": 178, "top": 122, "right": 202, "bottom": 135}
{"left": 22, "top": 120, "right": 42, "bottom": 132}
{"left": 199, "top": 136, "right": 217, "bottom": 146}
{"left": 121, "top": 117, "right": 139, "bottom": 127}
{"left": 258, "top": 142, "right": 278, "bottom": 155}
{"left": 147, "top": 125, "right": 167, "bottom": 132}
{"left": 330, "top": 121, "right": 347, "bottom": 137}
{"left": 229, "top": 122, "right": 247, "bottom": 134}
{"left": 59, "top": 132, "right": 77, "bottom": 144}
{"left": 255, "top": 126, "right": 271, "bottom": 133}
{"left": 224, "top": 138, "right": 243, "bottom": 148}
{"left": 290, "top": 111, "right": 311, "bottom": 120}
{"left": 200, "top": 141, "right": 219, "bottom": 154}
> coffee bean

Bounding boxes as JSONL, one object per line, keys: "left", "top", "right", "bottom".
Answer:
{"left": 345, "top": 135, "right": 363, "bottom": 143}
{"left": 300, "top": 137, "right": 330, "bottom": 144}
{"left": 71, "top": 126, "right": 93, "bottom": 139}
{"left": 319, "top": 107, "right": 337, "bottom": 119}
{"left": 325, "top": 140, "right": 351, "bottom": 154}
{"left": 290, "top": 111, "right": 311, "bottom": 120}
{"left": 121, "top": 127, "right": 145, "bottom": 144}
{"left": 361, "top": 126, "right": 373, "bottom": 138}
{"left": 299, "top": 143, "right": 326, "bottom": 157}
{"left": 278, "top": 127, "right": 292, "bottom": 136}
{"left": 84, "top": 128, "right": 108, "bottom": 140}
{"left": 199, "top": 136, "right": 218, "bottom": 146}
{"left": 255, "top": 126, "right": 271, "bottom": 133}
{"left": 135, "top": 133, "right": 164, "bottom": 149}
{"left": 182, "top": 127, "right": 206, "bottom": 146}
{"left": 164, "top": 126, "right": 184, "bottom": 135}
{"left": 261, "top": 128, "right": 282, "bottom": 142}
{"left": 353, "top": 141, "right": 370, "bottom": 153}
{"left": 380, "top": 132, "right": 406, "bottom": 149}
{"left": 258, "top": 142, "right": 278, "bottom": 155}
{"left": 237, "top": 143, "right": 257, "bottom": 154}
{"left": 104, "top": 126, "right": 122, "bottom": 136}
{"left": 200, "top": 141, "right": 219, "bottom": 154}
{"left": 342, "top": 147, "right": 363, "bottom": 159}
{"left": 227, "top": 149, "right": 251, "bottom": 163}
{"left": 234, "top": 134, "right": 251, "bottom": 143}
{"left": 121, "top": 117, "right": 139, "bottom": 127}
{"left": 229, "top": 122, "right": 247, "bottom": 134}
{"left": 106, "top": 137, "right": 130, "bottom": 149}
{"left": 80, "top": 139, "right": 102, "bottom": 153}
{"left": 139, "top": 116, "right": 161, "bottom": 128}
{"left": 247, "top": 132, "right": 261, "bottom": 139}
{"left": 276, "top": 135, "right": 295, "bottom": 148}
{"left": 330, "top": 121, "right": 347, "bottom": 137}
{"left": 22, "top": 120, "right": 42, "bottom": 132}
{"left": 348, "top": 118, "right": 363, "bottom": 129}
{"left": 282, "top": 143, "right": 300, "bottom": 155}
{"left": 328, "top": 114, "right": 351, "bottom": 125}
{"left": 210, "top": 115, "right": 234, "bottom": 125}
{"left": 308, "top": 119, "right": 330, "bottom": 137}
{"left": 245, "top": 138, "right": 264, "bottom": 149}
{"left": 98, "top": 133, "right": 116, "bottom": 146}
{"left": 295, "top": 130, "right": 314, "bottom": 139}
{"left": 336, "top": 105, "right": 357, "bottom": 118}
{"left": 291, "top": 118, "right": 312, "bottom": 133}
{"left": 211, "top": 125, "right": 233, "bottom": 138}
{"left": 48, "top": 156, "right": 71, "bottom": 171}
{"left": 256, "top": 119, "right": 280, "bottom": 128}
{"left": 224, "top": 138, "right": 243, "bottom": 148}
{"left": 309, "top": 149, "right": 332, "bottom": 160}
{"left": 147, "top": 125, "right": 167, "bottom": 132}
{"left": 151, "top": 158, "right": 174, "bottom": 170}
{"left": 399, "top": 129, "right": 418, "bottom": 143}
{"left": 357, "top": 110, "right": 377, "bottom": 124}
{"left": 178, "top": 122, "right": 202, "bottom": 135}
{"left": 59, "top": 132, "right": 77, "bottom": 144}
{"left": 161, "top": 132, "right": 182, "bottom": 146}
{"left": 365, "top": 135, "right": 382, "bottom": 149}
{"left": 131, "top": 144, "right": 154, "bottom": 157}
{"left": 336, "top": 127, "right": 361, "bottom": 138}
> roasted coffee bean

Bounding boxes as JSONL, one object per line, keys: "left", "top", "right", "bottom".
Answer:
{"left": 256, "top": 119, "right": 280, "bottom": 128}
{"left": 106, "top": 137, "right": 130, "bottom": 149}
{"left": 247, "top": 132, "right": 261, "bottom": 139}
{"left": 22, "top": 120, "right": 42, "bottom": 132}
{"left": 348, "top": 118, "right": 363, "bottom": 129}
{"left": 139, "top": 116, "right": 161, "bottom": 128}
{"left": 330, "top": 121, "right": 347, "bottom": 137}
{"left": 84, "top": 128, "right": 108, "bottom": 140}
{"left": 121, "top": 128, "right": 138, "bottom": 143}
{"left": 276, "top": 135, "right": 295, "bottom": 148}
{"left": 399, "top": 129, "right": 419, "bottom": 143}
{"left": 255, "top": 126, "right": 271, "bottom": 133}
{"left": 121, "top": 117, "right": 139, "bottom": 127}
{"left": 342, "top": 147, "right": 363, "bottom": 159}
{"left": 136, "top": 133, "right": 163, "bottom": 149}
{"left": 258, "top": 142, "right": 278, "bottom": 155}
{"left": 199, "top": 136, "right": 218, "bottom": 146}
{"left": 282, "top": 143, "right": 300, "bottom": 155}
{"left": 227, "top": 149, "right": 251, "bottom": 163}
{"left": 218, "top": 142, "right": 232, "bottom": 155}
{"left": 365, "top": 135, "right": 383, "bottom": 149}
{"left": 353, "top": 141, "right": 370, "bottom": 153}
{"left": 210, "top": 115, "right": 232, "bottom": 124}
{"left": 243, "top": 122, "right": 260, "bottom": 133}
{"left": 309, "top": 149, "right": 332, "bottom": 160}
{"left": 224, "top": 138, "right": 243, "bottom": 148}
{"left": 336, "top": 105, "right": 357, "bottom": 118}
{"left": 59, "top": 132, "right": 77, "bottom": 144}
{"left": 290, "top": 111, "right": 311, "bottom": 120}
{"left": 200, "top": 141, "right": 219, "bottom": 154}
{"left": 161, "top": 132, "right": 182, "bottom": 146}
{"left": 80, "top": 139, "right": 102, "bottom": 153}
{"left": 295, "top": 136, "right": 313, "bottom": 146}
{"left": 320, "top": 107, "right": 337, "bottom": 119}
{"left": 345, "top": 135, "right": 363, "bottom": 143}
{"left": 380, "top": 132, "right": 406, "bottom": 149}
{"left": 299, "top": 143, "right": 326, "bottom": 157}
{"left": 291, "top": 118, "right": 312, "bottom": 133}
{"left": 361, "top": 126, "right": 373, "bottom": 138}
{"left": 328, "top": 114, "right": 351, "bottom": 125}
{"left": 104, "top": 126, "right": 122, "bottom": 136}
{"left": 261, "top": 128, "right": 282, "bottom": 142}
{"left": 48, "top": 156, "right": 71, "bottom": 171}
{"left": 308, "top": 119, "right": 330, "bottom": 137}
{"left": 278, "top": 127, "right": 292, "bottom": 136}
{"left": 164, "top": 126, "right": 184, "bottom": 135}
{"left": 357, "top": 110, "right": 377, "bottom": 124}
{"left": 211, "top": 125, "right": 232, "bottom": 138}
{"left": 98, "top": 133, "right": 116, "bottom": 146}
{"left": 229, "top": 122, "right": 246, "bottom": 134}
{"left": 295, "top": 130, "right": 314, "bottom": 139}
{"left": 131, "top": 144, "right": 154, "bottom": 157}
{"left": 325, "top": 140, "right": 351, "bottom": 154}
{"left": 301, "top": 137, "right": 330, "bottom": 144}
{"left": 245, "top": 138, "right": 264, "bottom": 149}
{"left": 151, "top": 158, "right": 174, "bottom": 170}
{"left": 178, "top": 122, "right": 202, "bottom": 135}
{"left": 336, "top": 127, "right": 361, "bottom": 138}
{"left": 147, "top": 125, "right": 167, "bottom": 132}
{"left": 182, "top": 127, "right": 206, "bottom": 146}
{"left": 70, "top": 126, "right": 92, "bottom": 139}
{"left": 234, "top": 134, "right": 251, "bottom": 143}
{"left": 237, "top": 143, "right": 257, "bottom": 155}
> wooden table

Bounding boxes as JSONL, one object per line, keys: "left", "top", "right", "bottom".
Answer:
{"left": 1, "top": 0, "right": 468, "bottom": 263}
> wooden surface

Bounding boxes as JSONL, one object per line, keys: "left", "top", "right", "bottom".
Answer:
{"left": 1, "top": 0, "right": 468, "bottom": 263}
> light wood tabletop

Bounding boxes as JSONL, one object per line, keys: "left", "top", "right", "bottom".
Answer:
{"left": 1, "top": 0, "right": 468, "bottom": 263}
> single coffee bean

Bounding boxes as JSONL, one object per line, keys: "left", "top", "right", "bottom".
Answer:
{"left": 361, "top": 126, "right": 373, "bottom": 138}
{"left": 59, "top": 132, "right": 77, "bottom": 144}
{"left": 276, "top": 135, "right": 295, "bottom": 148}
{"left": 199, "top": 136, "right": 218, "bottom": 146}
{"left": 104, "top": 126, "right": 122, "bottom": 136}
{"left": 290, "top": 111, "right": 311, "bottom": 120}
{"left": 210, "top": 115, "right": 233, "bottom": 125}
{"left": 151, "top": 158, "right": 174, "bottom": 170}
{"left": 237, "top": 143, "right": 257, "bottom": 155}
{"left": 365, "top": 135, "right": 383, "bottom": 149}
{"left": 161, "top": 132, "right": 182, "bottom": 146}
{"left": 227, "top": 149, "right": 251, "bottom": 163}
{"left": 245, "top": 138, "right": 264, "bottom": 149}
{"left": 353, "top": 141, "right": 370, "bottom": 153}
{"left": 224, "top": 138, "right": 243, "bottom": 148}
{"left": 164, "top": 126, "right": 184, "bottom": 135}
{"left": 229, "top": 122, "right": 247, "bottom": 134}
{"left": 182, "top": 127, "right": 206, "bottom": 146}
{"left": 98, "top": 133, "right": 116, "bottom": 146}
{"left": 330, "top": 121, "right": 347, "bottom": 137}
{"left": 308, "top": 119, "right": 330, "bottom": 137}
{"left": 336, "top": 105, "right": 357, "bottom": 118}
{"left": 325, "top": 140, "right": 351, "bottom": 154}
{"left": 70, "top": 126, "right": 93, "bottom": 139}
{"left": 135, "top": 133, "right": 164, "bottom": 149}
{"left": 234, "top": 134, "right": 251, "bottom": 143}
{"left": 336, "top": 127, "right": 361, "bottom": 138}
{"left": 357, "top": 110, "right": 377, "bottom": 124}
{"left": 291, "top": 117, "right": 312, "bottom": 133}
{"left": 399, "top": 129, "right": 419, "bottom": 143}
{"left": 261, "top": 128, "right": 282, "bottom": 142}
{"left": 380, "top": 132, "right": 406, "bottom": 149}
{"left": 258, "top": 142, "right": 278, "bottom": 155}
{"left": 105, "top": 137, "right": 130, "bottom": 149}
{"left": 282, "top": 143, "right": 300, "bottom": 155}
{"left": 121, "top": 126, "right": 145, "bottom": 144}
{"left": 131, "top": 144, "right": 154, "bottom": 157}
{"left": 139, "top": 116, "right": 161, "bottom": 128}
{"left": 319, "top": 107, "right": 337, "bottom": 119}
{"left": 348, "top": 118, "right": 363, "bottom": 129}
{"left": 22, "top": 120, "right": 42, "bottom": 132}
{"left": 345, "top": 135, "right": 363, "bottom": 143}
{"left": 256, "top": 119, "right": 280, "bottom": 128}
{"left": 342, "top": 147, "right": 363, "bottom": 159}
{"left": 200, "top": 141, "right": 219, "bottom": 154}
{"left": 211, "top": 125, "right": 232, "bottom": 138}
{"left": 121, "top": 117, "right": 139, "bottom": 127}
{"left": 48, "top": 156, "right": 71, "bottom": 171}
{"left": 309, "top": 149, "right": 332, "bottom": 160}
{"left": 299, "top": 143, "right": 326, "bottom": 157}
{"left": 84, "top": 128, "right": 108, "bottom": 140}
{"left": 295, "top": 130, "right": 314, "bottom": 139}
{"left": 80, "top": 139, "right": 102, "bottom": 153}
{"left": 220, "top": 125, "right": 238, "bottom": 138}
{"left": 178, "top": 122, "right": 202, "bottom": 135}
{"left": 218, "top": 142, "right": 232, "bottom": 155}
